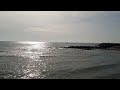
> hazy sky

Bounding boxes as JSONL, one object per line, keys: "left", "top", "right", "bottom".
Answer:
{"left": 0, "top": 11, "right": 120, "bottom": 42}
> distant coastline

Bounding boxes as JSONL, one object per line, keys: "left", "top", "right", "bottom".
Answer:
{"left": 64, "top": 43, "right": 120, "bottom": 50}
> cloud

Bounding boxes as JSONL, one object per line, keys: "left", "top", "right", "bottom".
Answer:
{"left": 0, "top": 11, "right": 106, "bottom": 32}
{"left": 27, "top": 27, "right": 61, "bottom": 33}
{"left": 0, "top": 11, "right": 120, "bottom": 42}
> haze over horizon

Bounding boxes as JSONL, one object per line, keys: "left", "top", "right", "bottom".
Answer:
{"left": 0, "top": 11, "right": 120, "bottom": 43}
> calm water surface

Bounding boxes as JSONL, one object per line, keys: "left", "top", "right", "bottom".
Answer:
{"left": 0, "top": 41, "right": 120, "bottom": 79}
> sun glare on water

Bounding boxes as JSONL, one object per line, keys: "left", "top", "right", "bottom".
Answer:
{"left": 15, "top": 41, "right": 51, "bottom": 79}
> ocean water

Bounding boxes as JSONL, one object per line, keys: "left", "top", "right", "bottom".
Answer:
{"left": 0, "top": 41, "right": 120, "bottom": 79}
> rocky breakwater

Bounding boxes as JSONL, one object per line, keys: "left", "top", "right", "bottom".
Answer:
{"left": 64, "top": 43, "right": 120, "bottom": 50}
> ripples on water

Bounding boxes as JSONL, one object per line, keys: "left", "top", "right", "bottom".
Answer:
{"left": 0, "top": 41, "right": 120, "bottom": 79}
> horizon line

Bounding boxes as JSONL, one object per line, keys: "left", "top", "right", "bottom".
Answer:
{"left": 0, "top": 40, "right": 119, "bottom": 43}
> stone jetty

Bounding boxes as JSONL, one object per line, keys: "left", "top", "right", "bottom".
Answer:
{"left": 64, "top": 43, "right": 120, "bottom": 50}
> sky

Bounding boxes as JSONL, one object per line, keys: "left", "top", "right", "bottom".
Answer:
{"left": 0, "top": 11, "right": 120, "bottom": 43}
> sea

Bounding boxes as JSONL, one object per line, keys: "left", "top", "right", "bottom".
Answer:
{"left": 0, "top": 41, "right": 120, "bottom": 79}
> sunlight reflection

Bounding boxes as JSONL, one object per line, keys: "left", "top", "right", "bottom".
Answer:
{"left": 19, "top": 41, "right": 45, "bottom": 45}
{"left": 23, "top": 41, "right": 46, "bottom": 50}
{"left": 18, "top": 42, "right": 49, "bottom": 79}
{"left": 20, "top": 61, "right": 48, "bottom": 79}
{"left": 19, "top": 41, "right": 47, "bottom": 59}
{"left": 10, "top": 42, "right": 51, "bottom": 79}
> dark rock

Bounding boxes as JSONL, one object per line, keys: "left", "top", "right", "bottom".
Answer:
{"left": 64, "top": 43, "right": 120, "bottom": 50}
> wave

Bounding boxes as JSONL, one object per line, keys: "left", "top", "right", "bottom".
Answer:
{"left": 0, "top": 54, "right": 58, "bottom": 58}
{"left": 96, "top": 73, "right": 120, "bottom": 79}
{"left": 69, "top": 63, "right": 120, "bottom": 74}
{"left": 0, "top": 51, "right": 4, "bottom": 52}
{"left": 0, "top": 55, "right": 17, "bottom": 58}
{"left": 46, "top": 63, "right": 120, "bottom": 79}
{"left": 39, "top": 55, "right": 57, "bottom": 57}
